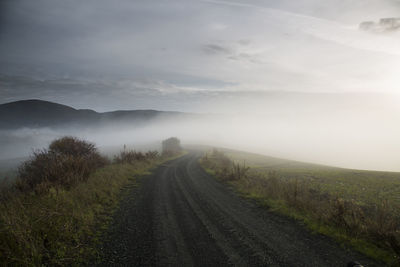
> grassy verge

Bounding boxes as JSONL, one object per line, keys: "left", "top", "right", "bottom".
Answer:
{"left": 0, "top": 158, "right": 172, "bottom": 265}
{"left": 200, "top": 149, "right": 400, "bottom": 266}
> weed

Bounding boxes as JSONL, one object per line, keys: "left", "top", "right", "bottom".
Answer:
{"left": 113, "top": 149, "right": 159, "bottom": 164}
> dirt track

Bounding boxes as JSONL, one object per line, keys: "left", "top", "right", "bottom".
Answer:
{"left": 99, "top": 152, "right": 381, "bottom": 266}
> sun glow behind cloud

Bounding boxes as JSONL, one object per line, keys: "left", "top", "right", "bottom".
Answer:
{"left": 1, "top": 0, "right": 400, "bottom": 98}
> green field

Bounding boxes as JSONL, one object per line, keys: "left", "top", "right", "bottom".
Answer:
{"left": 223, "top": 148, "right": 400, "bottom": 211}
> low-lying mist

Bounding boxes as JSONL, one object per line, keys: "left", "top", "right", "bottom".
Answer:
{"left": 1, "top": 0, "right": 400, "bottom": 174}
{"left": 1, "top": 92, "right": 399, "bottom": 172}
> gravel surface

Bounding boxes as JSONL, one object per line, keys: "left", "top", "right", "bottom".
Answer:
{"left": 98, "top": 152, "right": 382, "bottom": 266}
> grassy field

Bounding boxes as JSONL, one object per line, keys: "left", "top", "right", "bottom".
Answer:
{"left": 201, "top": 148, "right": 400, "bottom": 266}
{"left": 224, "top": 149, "right": 400, "bottom": 210}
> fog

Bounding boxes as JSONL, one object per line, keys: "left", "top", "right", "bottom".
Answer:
{"left": 1, "top": 0, "right": 400, "bottom": 171}
{"left": 2, "top": 91, "right": 400, "bottom": 172}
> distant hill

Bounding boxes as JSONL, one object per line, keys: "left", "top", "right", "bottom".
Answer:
{"left": 0, "top": 99, "right": 188, "bottom": 129}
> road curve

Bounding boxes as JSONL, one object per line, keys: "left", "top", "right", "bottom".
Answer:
{"left": 99, "top": 152, "right": 380, "bottom": 266}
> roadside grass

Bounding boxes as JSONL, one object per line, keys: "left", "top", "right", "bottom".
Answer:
{"left": 224, "top": 149, "right": 400, "bottom": 210}
{"left": 200, "top": 149, "right": 400, "bottom": 266}
{"left": 0, "top": 159, "right": 170, "bottom": 265}
{"left": 0, "top": 136, "right": 183, "bottom": 266}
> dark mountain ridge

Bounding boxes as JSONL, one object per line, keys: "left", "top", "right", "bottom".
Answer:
{"left": 0, "top": 99, "right": 187, "bottom": 129}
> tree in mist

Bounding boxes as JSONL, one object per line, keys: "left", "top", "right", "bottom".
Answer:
{"left": 162, "top": 137, "right": 182, "bottom": 156}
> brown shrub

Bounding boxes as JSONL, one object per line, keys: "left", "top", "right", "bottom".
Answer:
{"left": 113, "top": 149, "right": 159, "bottom": 164}
{"left": 16, "top": 137, "right": 109, "bottom": 193}
{"left": 202, "top": 149, "right": 249, "bottom": 181}
{"left": 49, "top": 136, "right": 97, "bottom": 157}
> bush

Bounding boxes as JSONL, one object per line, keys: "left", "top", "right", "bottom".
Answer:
{"left": 113, "top": 149, "right": 159, "bottom": 164}
{"left": 16, "top": 137, "right": 109, "bottom": 193}
{"left": 201, "top": 149, "right": 249, "bottom": 181}
{"left": 49, "top": 136, "right": 97, "bottom": 157}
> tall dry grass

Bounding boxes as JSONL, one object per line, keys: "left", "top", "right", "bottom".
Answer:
{"left": 113, "top": 148, "right": 159, "bottom": 164}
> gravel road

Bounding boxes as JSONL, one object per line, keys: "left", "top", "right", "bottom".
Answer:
{"left": 99, "top": 152, "right": 381, "bottom": 266}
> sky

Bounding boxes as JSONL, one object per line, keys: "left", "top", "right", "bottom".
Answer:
{"left": 1, "top": 0, "right": 400, "bottom": 112}
{"left": 1, "top": 0, "right": 400, "bottom": 171}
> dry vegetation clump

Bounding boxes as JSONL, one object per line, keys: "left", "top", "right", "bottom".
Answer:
{"left": 49, "top": 136, "right": 99, "bottom": 157}
{"left": 202, "top": 149, "right": 249, "bottom": 181}
{"left": 16, "top": 137, "right": 109, "bottom": 193}
{"left": 201, "top": 149, "right": 400, "bottom": 265}
{"left": 113, "top": 149, "right": 159, "bottom": 164}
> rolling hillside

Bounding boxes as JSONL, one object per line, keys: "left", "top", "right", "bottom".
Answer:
{"left": 0, "top": 99, "right": 189, "bottom": 129}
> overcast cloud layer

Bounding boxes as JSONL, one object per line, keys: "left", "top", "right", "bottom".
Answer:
{"left": 1, "top": 0, "right": 400, "bottom": 111}
{"left": 1, "top": 0, "right": 400, "bottom": 171}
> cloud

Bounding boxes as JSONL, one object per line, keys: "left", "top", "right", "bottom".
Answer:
{"left": 202, "top": 44, "right": 233, "bottom": 55}
{"left": 1, "top": 0, "right": 400, "bottom": 110}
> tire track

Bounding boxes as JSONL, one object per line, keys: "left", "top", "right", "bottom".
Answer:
{"left": 173, "top": 159, "right": 284, "bottom": 266}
